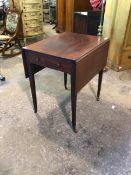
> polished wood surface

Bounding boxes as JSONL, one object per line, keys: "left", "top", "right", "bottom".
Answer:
{"left": 24, "top": 32, "right": 108, "bottom": 60}
{"left": 74, "top": 0, "right": 92, "bottom": 11}
{"left": 56, "top": 0, "right": 66, "bottom": 32}
{"left": 56, "top": 0, "right": 92, "bottom": 32}
{"left": 22, "top": 32, "right": 109, "bottom": 132}
{"left": 74, "top": 11, "right": 101, "bottom": 36}
{"left": 65, "top": 0, "right": 92, "bottom": 32}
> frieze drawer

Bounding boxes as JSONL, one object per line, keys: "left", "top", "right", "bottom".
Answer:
{"left": 27, "top": 52, "right": 71, "bottom": 73}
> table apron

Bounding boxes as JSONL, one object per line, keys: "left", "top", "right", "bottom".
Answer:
{"left": 23, "top": 50, "right": 73, "bottom": 77}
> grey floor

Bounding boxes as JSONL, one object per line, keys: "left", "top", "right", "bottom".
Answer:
{"left": 0, "top": 24, "right": 131, "bottom": 175}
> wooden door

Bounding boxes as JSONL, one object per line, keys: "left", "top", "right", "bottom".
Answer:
{"left": 56, "top": 0, "right": 66, "bottom": 32}
{"left": 56, "top": 0, "right": 92, "bottom": 32}
{"left": 65, "top": 0, "right": 92, "bottom": 32}
{"left": 65, "top": 0, "right": 74, "bottom": 32}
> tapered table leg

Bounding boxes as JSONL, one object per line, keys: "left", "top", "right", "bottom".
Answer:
{"left": 28, "top": 64, "right": 37, "bottom": 113}
{"left": 71, "top": 72, "right": 77, "bottom": 132}
{"left": 64, "top": 73, "right": 67, "bottom": 89}
{"left": 97, "top": 69, "right": 103, "bottom": 101}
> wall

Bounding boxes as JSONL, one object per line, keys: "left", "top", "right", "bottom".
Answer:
{"left": 103, "top": 0, "right": 131, "bottom": 70}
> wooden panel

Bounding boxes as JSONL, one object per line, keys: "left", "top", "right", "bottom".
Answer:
{"left": 65, "top": 0, "right": 74, "bottom": 32}
{"left": 56, "top": 0, "right": 66, "bottom": 32}
{"left": 73, "top": 13, "right": 88, "bottom": 34}
{"left": 65, "top": 0, "right": 92, "bottom": 32}
{"left": 26, "top": 51, "right": 71, "bottom": 73}
{"left": 74, "top": 11, "right": 101, "bottom": 36}
{"left": 120, "top": 50, "right": 131, "bottom": 68}
{"left": 56, "top": 0, "right": 93, "bottom": 32}
{"left": 127, "top": 24, "right": 131, "bottom": 46}
{"left": 74, "top": 0, "right": 92, "bottom": 11}
{"left": 76, "top": 41, "right": 109, "bottom": 92}
{"left": 119, "top": 6, "right": 131, "bottom": 70}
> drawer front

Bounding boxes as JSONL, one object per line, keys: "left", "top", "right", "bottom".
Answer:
{"left": 24, "top": 26, "right": 43, "bottom": 36}
{"left": 27, "top": 52, "right": 71, "bottom": 73}
{"left": 120, "top": 50, "right": 131, "bottom": 68}
{"left": 23, "top": 0, "right": 42, "bottom": 3}
{"left": 23, "top": 4, "right": 42, "bottom": 12}
{"left": 24, "top": 19, "right": 43, "bottom": 27}
{"left": 23, "top": 12, "right": 42, "bottom": 20}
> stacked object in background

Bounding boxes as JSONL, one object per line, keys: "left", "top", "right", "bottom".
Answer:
{"left": 43, "top": 0, "right": 56, "bottom": 24}
{"left": 43, "top": 0, "right": 50, "bottom": 23}
{"left": 10, "top": 0, "right": 43, "bottom": 39}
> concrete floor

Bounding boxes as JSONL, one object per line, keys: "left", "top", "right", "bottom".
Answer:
{"left": 0, "top": 24, "right": 131, "bottom": 175}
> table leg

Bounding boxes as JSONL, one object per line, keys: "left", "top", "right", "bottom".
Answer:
{"left": 0, "top": 74, "right": 5, "bottom": 81}
{"left": 64, "top": 73, "right": 67, "bottom": 89}
{"left": 28, "top": 64, "right": 37, "bottom": 113}
{"left": 97, "top": 69, "right": 103, "bottom": 101}
{"left": 71, "top": 73, "right": 77, "bottom": 132}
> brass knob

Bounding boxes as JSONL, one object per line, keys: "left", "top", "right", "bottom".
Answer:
{"left": 56, "top": 63, "right": 60, "bottom": 67}
{"left": 36, "top": 57, "right": 40, "bottom": 62}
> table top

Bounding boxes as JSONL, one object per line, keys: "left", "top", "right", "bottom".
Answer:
{"left": 24, "top": 32, "right": 109, "bottom": 62}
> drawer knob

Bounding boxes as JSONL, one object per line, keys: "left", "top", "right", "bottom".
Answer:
{"left": 56, "top": 63, "right": 61, "bottom": 67}
{"left": 36, "top": 57, "right": 40, "bottom": 62}
{"left": 128, "top": 56, "right": 131, "bottom": 59}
